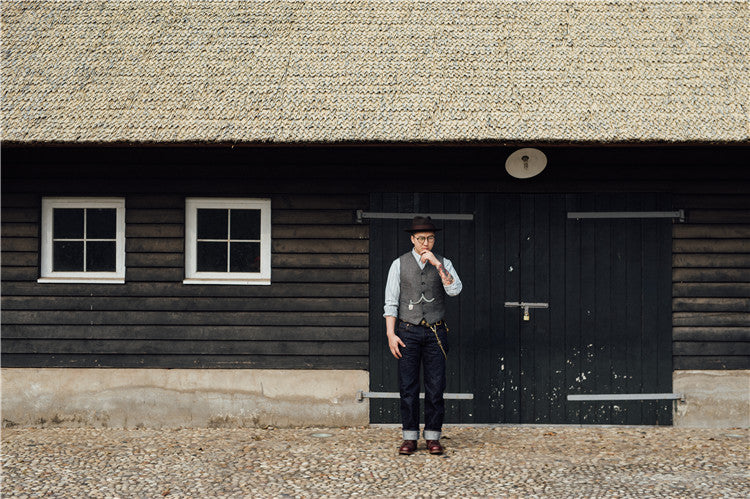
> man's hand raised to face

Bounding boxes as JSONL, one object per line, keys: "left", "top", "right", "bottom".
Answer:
{"left": 419, "top": 249, "right": 440, "bottom": 267}
{"left": 420, "top": 249, "right": 455, "bottom": 286}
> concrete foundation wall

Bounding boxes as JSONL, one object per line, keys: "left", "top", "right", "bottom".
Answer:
{"left": 5, "top": 368, "right": 746, "bottom": 428}
{"left": 1, "top": 368, "right": 369, "bottom": 428}
{"left": 673, "top": 370, "right": 750, "bottom": 428}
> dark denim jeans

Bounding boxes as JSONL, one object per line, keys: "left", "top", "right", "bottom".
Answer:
{"left": 396, "top": 320, "right": 449, "bottom": 441}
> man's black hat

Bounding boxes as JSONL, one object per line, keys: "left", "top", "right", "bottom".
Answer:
{"left": 405, "top": 216, "right": 442, "bottom": 233}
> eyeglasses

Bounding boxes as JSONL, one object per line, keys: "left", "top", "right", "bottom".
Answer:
{"left": 414, "top": 236, "right": 435, "bottom": 243}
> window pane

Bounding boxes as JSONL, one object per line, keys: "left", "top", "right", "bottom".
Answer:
{"left": 53, "top": 241, "right": 84, "bottom": 271}
{"left": 197, "top": 209, "right": 228, "bottom": 239}
{"left": 230, "top": 242, "right": 261, "bottom": 272}
{"left": 231, "top": 209, "right": 261, "bottom": 240}
{"left": 197, "top": 241, "right": 228, "bottom": 272}
{"left": 87, "top": 209, "right": 117, "bottom": 239}
{"left": 86, "top": 241, "right": 116, "bottom": 271}
{"left": 53, "top": 209, "right": 84, "bottom": 239}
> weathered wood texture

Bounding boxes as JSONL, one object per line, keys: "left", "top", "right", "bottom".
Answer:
{"left": 1, "top": 189, "right": 369, "bottom": 369}
{"left": 673, "top": 195, "right": 750, "bottom": 370}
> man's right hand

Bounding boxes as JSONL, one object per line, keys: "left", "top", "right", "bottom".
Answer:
{"left": 388, "top": 333, "right": 406, "bottom": 359}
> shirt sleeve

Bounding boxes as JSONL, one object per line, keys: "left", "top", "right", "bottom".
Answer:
{"left": 441, "top": 257, "right": 462, "bottom": 296}
{"left": 383, "top": 258, "right": 401, "bottom": 317}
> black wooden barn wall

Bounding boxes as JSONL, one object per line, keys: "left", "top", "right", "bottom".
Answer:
{"left": 672, "top": 194, "right": 750, "bottom": 370}
{"left": 1, "top": 174, "right": 370, "bottom": 369}
{"left": 1, "top": 146, "right": 748, "bottom": 376}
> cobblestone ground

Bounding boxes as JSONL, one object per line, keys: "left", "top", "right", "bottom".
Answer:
{"left": 1, "top": 426, "right": 748, "bottom": 497}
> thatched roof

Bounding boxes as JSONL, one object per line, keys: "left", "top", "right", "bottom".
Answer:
{"left": 2, "top": 1, "right": 748, "bottom": 143}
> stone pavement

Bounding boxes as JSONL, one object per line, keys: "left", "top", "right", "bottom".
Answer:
{"left": 1, "top": 426, "right": 748, "bottom": 497}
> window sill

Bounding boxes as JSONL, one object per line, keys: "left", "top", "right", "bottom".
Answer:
{"left": 183, "top": 278, "right": 271, "bottom": 286}
{"left": 37, "top": 277, "right": 125, "bottom": 284}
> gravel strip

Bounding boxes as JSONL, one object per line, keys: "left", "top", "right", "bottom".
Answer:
{"left": 2, "top": 426, "right": 748, "bottom": 497}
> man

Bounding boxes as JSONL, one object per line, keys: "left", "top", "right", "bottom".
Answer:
{"left": 384, "top": 216, "right": 462, "bottom": 455}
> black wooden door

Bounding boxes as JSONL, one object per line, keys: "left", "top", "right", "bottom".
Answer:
{"left": 369, "top": 193, "right": 673, "bottom": 425}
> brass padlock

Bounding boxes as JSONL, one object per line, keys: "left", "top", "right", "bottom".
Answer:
{"left": 523, "top": 306, "right": 530, "bottom": 321}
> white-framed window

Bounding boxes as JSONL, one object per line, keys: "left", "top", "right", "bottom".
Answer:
{"left": 184, "top": 198, "right": 271, "bottom": 285}
{"left": 39, "top": 197, "right": 126, "bottom": 284}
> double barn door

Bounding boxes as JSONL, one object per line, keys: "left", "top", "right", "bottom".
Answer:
{"left": 369, "top": 193, "right": 673, "bottom": 425}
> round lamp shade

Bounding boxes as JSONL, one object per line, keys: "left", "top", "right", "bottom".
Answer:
{"left": 505, "top": 148, "right": 547, "bottom": 179}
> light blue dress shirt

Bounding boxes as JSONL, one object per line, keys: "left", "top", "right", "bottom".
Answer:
{"left": 383, "top": 249, "right": 462, "bottom": 318}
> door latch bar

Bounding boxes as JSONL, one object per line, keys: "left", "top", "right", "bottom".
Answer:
{"left": 356, "top": 391, "right": 474, "bottom": 402}
{"left": 356, "top": 210, "right": 474, "bottom": 223}
{"left": 567, "top": 210, "right": 685, "bottom": 222}
{"left": 504, "top": 301, "right": 549, "bottom": 321}
{"left": 567, "top": 393, "right": 685, "bottom": 401}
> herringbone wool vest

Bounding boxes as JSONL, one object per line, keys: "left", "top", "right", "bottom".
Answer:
{"left": 398, "top": 251, "right": 446, "bottom": 324}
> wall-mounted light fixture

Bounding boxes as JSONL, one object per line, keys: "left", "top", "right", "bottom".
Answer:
{"left": 505, "top": 148, "right": 547, "bottom": 179}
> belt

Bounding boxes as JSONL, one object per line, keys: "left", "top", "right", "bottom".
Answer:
{"left": 399, "top": 319, "right": 445, "bottom": 328}
{"left": 420, "top": 318, "right": 445, "bottom": 328}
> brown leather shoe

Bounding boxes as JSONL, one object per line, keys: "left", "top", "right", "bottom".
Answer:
{"left": 398, "top": 440, "right": 417, "bottom": 455}
{"left": 426, "top": 440, "right": 444, "bottom": 455}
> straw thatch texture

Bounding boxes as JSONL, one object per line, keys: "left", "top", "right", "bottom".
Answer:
{"left": 2, "top": 1, "right": 748, "bottom": 143}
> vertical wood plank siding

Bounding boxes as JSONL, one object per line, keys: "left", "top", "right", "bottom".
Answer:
{"left": 1, "top": 192, "right": 369, "bottom": 369}
{"left": 673, "top": 195, "right": 750, "bottom": 370}
{"left": 369, "top": 193, "right": 674, "bottom": 425}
